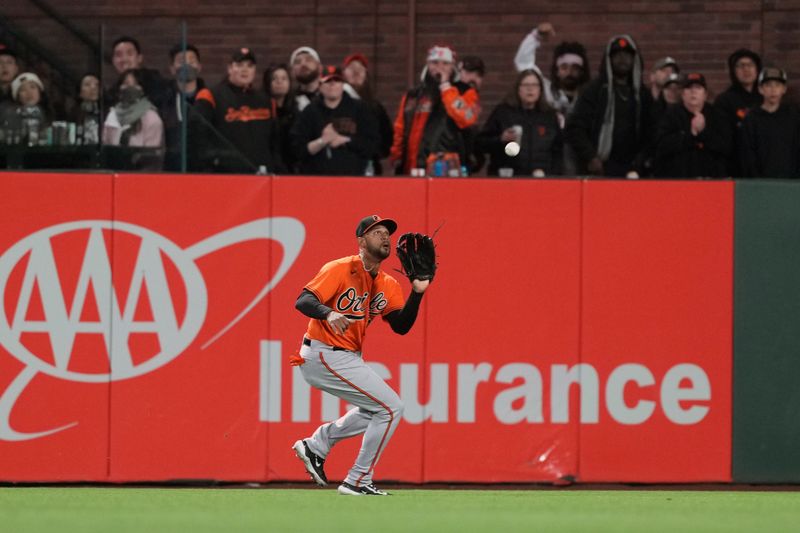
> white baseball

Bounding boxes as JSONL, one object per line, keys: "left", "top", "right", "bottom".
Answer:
{"left": 504, "top": 141, "right": 520, "bottom": 157}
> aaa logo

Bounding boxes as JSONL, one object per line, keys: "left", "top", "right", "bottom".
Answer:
{"left": 0, "top": 218, "right": 305, "bottom": 441}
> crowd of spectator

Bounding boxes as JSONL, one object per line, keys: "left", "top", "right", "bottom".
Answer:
{"left": 0, "top": 25, "right": 798, "bottom": 179}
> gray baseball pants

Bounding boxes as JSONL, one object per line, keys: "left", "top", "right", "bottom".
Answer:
{"left": 298, "top": 338, "right": 404, "bottom": 487}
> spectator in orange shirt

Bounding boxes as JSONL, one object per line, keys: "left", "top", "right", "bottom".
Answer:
{"left": 389, "top": 45, "right": 480, "bottom": 175}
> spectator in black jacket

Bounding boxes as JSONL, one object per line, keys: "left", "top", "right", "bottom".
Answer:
{"left": 653, "top": 73, "right": 731, "bottom": 178}
{"left": 265, "top": 63, "right": 299, "bottom": 173}
{"left": 0, "top": 44, "right": 20, "bottom": 105}
{"left": 715, "top": 49, "right": 763, "bottom": 129}
{"left": 193, "top": 47, "right": 283, "bottom": 173}
{"left": 342, "top": 53, "right": 393, "bottom": 175}
{"left": 715, "top": 48, "right": 763, "bottom": 176}
{"left": 162, "top": 43, "right": 206, "bottom": 171}
{"left": 565, "top": 35, "right": 654, "bottom": 177}
{"left": 740, "top": 67, "right": 800, "bottom": 179}
{"left": 476, "top": 68, "right": 562, "bottom": 177}
{"left": 290, "top": 65, "right": 378, "bottom": 176}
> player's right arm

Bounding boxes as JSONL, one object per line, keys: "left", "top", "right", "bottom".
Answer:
{"left": 297, "top": 260, "right": 352, "bottom": 334}
{"left": 295, "top": 289, "right": 351, "bottom": 334}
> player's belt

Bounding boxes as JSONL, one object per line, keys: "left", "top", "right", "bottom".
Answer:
{"left": 303, "top": 337, "right": 347, "bottom": 351}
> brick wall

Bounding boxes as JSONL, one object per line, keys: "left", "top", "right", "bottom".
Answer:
{"left": 3, "top": 0, "right": 799, "bottom": 123}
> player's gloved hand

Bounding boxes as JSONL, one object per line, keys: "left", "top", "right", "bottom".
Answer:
{"left": 327, "top": 311, "right": 351, "bottom": 334}
{"left": 396, "top": 233, "right": 437, "bottom": 283}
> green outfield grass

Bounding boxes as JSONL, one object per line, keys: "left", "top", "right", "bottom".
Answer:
{"left": 1, "top": 487, "right": 799, "bottom": 533}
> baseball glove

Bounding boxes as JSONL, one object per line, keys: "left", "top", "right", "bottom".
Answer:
{"left": 396, "top": 232, "right": 437, "bottom": 282}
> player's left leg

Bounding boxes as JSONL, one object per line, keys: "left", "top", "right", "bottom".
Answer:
{"left": 306, "top": 406, "right": 371, "bottom": 458}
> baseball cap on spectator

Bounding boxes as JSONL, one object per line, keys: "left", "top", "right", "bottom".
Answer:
{"left": 344, "top": 53, "right": 369, "bottom": 68}
{"left": 608, "top": 36, "right": 636, "bottom": 56}
{"left": 427, "top": 45, "right": 455, "bottom": 63}
{"left": 356, "top": 215, "right": 397, "bottom": 237}
{"left": 11, "top": 72, "right": 44, "bottom": 101}
{"left": 290, "top": 46, "right": 321, "bottom": 65}
{"left": 232, "top": 47, "right": 256, "bottom": 63}
{"left": 653, "top": 56, "right": 679, "bottom": 72}
{"left": 610, "top": 37, "right": 634, "bottom": 54}
{"left": 681, "top": 72, "right": 706, "bottom": 89}
{"left": 663, "top": 72, "right": 681, "bottom": 87}
{"left": 0, "top": 43, "right": 17, "bottom": 58}
{"left": 459, "top": 55, "right": 486, "bottom": 76}
{"left": 758, "top": 67, "right": 788, "bottom": 85}
{"left": 320, "top": 65, "right": 344, "bottom": 83}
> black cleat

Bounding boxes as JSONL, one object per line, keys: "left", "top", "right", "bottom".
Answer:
{"left": 292, "top": 439, "right": 328, "bottom": 486}
{"left": 337, "top": 481, "right": 390, "bottom": 496}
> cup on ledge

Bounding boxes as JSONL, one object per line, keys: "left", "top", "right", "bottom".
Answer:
{"left": 498, "top": 167, "right": 514, "bottom": 177}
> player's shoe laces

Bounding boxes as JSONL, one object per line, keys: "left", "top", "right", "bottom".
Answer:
{"left": 292, "top": 439, "right": 328, "bottom": 486}
{"left": 337, "top": 481, "right": 390, "bottom": 496}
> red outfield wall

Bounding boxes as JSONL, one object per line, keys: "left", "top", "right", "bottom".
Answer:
{"left": 0, "top": 173, "right": 733, "bottom": 483}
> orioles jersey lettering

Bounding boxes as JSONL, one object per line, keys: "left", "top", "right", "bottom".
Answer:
{"left": 304, "top": 255, "right": 404, "bottom": 352}
{"left": 225, "top": 105, "right": 272, "bottom": 122}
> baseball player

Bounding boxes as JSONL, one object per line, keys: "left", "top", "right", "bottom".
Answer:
{"left": 291, "top": 214, "right": 431, "bottom": 496}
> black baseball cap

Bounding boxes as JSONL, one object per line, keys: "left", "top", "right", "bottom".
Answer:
{"left": 232, "top": 47, "right": 256, "bottom": 63}
{"left": 610, "top": 37, "right": 634, "bottom": 55}
{"left": 663, "top": 72, "right": 681, "bottom": 87}
{"left": 320, "top": 65, "right": 344, "bottom": 83}
{"left": 356, "top": 215, "right": 397, "bottom": 237}
{"left": 0, "top": 43, "right": 17, "bottom": 58}
{"left": 653, "top": 56, "right": 679, "bottom": 72}
{"left": 459, "top": 55, "right": 486, "bottom": 76}
{"left": 682, "top": 72, "right": 706, "bottom": 89}
{"left": 758, "top": 67, "right": 788, "bottom": 85}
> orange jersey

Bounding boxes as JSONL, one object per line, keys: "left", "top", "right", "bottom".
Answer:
{"left": 304, "top": 255, "right": 405, "bottom": 352}
{"left": 390, "top": 82, "right": 480, "bottom": 174}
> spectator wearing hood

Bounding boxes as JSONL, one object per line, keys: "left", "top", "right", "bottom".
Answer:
{"left": 653, "top": 73, "right": 731, "bottom": 178}
{"left": 290, "top": 65, "right": 378, "bottom": 175}
{"left": 342, "top": 53, "right": 393, "bottom": 174}
{"left": 740, "top": 68, "right": 800, "bottom": 179}
{"left": 389, "top": 45, "right": 480, "bottom": 175}
{"left": 714, "top": 49, "right": 764, "bottom": 176}
{"left": 565, "top": 35, "right": 654, "bottom": 177}
{"left": 715, "top": 49, "right": 763, "bottom": 127}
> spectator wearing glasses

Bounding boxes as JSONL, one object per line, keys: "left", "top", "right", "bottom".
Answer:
{"left": 476, "top": 68, "right": 562, "bottom": 177}
{"left": 714, "top": 48, "right": 763, "bottom": 177}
